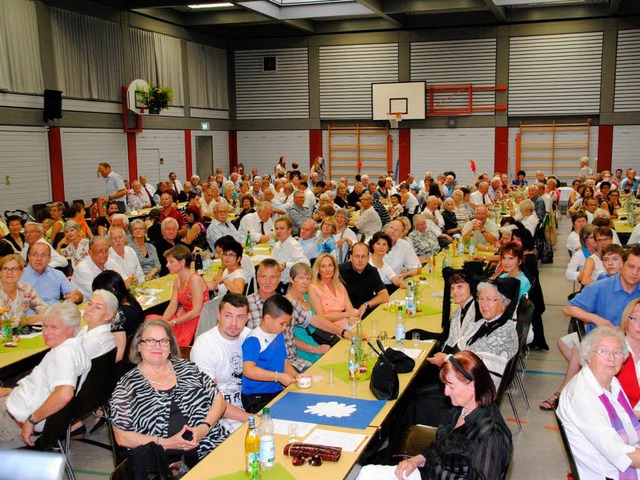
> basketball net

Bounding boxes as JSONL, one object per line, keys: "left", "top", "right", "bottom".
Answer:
{"left": 387, "top": 112, "right": 402, "bottom": 129}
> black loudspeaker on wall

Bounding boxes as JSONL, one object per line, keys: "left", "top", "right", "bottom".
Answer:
{"left": 43, "top": 89, "right": 63, "bottom": 122}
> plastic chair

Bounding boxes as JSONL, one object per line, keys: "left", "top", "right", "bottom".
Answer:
{"left": 195, "top": 296, "right": 222, "bottom": 338}
{"left": 391, "top": 424, "right": 437, "bottom": 461}
{"left": 555, "top": 409, "right": 581, "bottom": 480}
{"left": 514, "top": 297, "right": 534, "bottom": 410}
{"left": 110, "top": 458, "right": 133, "bottom": 480}
{"left": 4, "top": 209, "right": 34, "bottom": 222}
{"left": 496, "top": 355, "right": 522, "bottom": 431}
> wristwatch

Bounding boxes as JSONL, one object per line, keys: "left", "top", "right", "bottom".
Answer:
{"left": 26, "top": 414, "right": 37, "bottom": 425}
{"left": 341, "top": 328, "right": 347, "bottom": 338}
{"left": 363, "top": 302, "right": 370, "bottom": 310}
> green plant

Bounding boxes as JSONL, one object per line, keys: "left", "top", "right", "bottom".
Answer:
{"left": 136, "top": 85, "right": 173, "bottom": 113}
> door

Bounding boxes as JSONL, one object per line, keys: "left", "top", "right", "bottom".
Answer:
{"left": 196, "top": 136, "right": 213, "bottom": 180}
{"left": 137, "top": 148, "right": 161, "bottom": 188}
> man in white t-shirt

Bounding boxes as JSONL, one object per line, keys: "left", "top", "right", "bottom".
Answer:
{"left": 0, "top": 302, "right": 90, "bottom": 448}
{"left": 191, "top": 293, "right": 251, "bottom": 433}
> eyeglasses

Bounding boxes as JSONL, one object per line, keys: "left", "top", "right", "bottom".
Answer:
{"left": 594, "top": 348, "right": 625, "bottom": 359}
{"left": 291, "top": 455, "right": 323, "bottom": 467}
{"left": 91, "top": 249, "right": 110, "bottom": 255}
{"left": 477, "top": 297, "right": 500, "bottom": 303}
{"left": 221, "top": 252, "right": 238, "bottom": 258}
{"left": 29, "top": 253, "right": 51, "bottom": 259}
{"left": 596, "top": 237, "right": 611, "bottom": 243}
{"left": 140, "top": 338, "right": 171, "bottom": 347}
{"left": 628, "top": 315, "right": 640, "bottom": 324}
{"left": 1, "top": 267, "right": 21, "bottom": 272}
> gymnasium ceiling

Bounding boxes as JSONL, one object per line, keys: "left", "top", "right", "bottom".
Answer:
{"left": 93, "top": 0, "right": 640, "bottom": 39}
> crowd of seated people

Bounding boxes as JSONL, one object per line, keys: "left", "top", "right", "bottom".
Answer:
{"left": 0, "top": 158, "right": 638, "bottom": 478}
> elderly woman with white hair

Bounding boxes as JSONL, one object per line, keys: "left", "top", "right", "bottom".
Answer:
{"left": 514, "top": 199, "right": 539, "bottom": 237}
{"left": 57, "top": 220, "right": 90, "bottom": 269}
{"left": 557, "top": 327, "right": 640, "bottom": 479}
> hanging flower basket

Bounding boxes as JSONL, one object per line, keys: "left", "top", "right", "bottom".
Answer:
{"left": 135, "top": 86, "right": 173, "bottom": 114}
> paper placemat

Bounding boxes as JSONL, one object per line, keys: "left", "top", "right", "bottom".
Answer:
{"left": 382, "top": 302, "right": 442, "bottom": 317}
{"left": 321, "top": 358, "right": 376, "bottom": 384}
{"left": 207, "top": 462, "right": 295, "bottom": 480}
{"left": 269, "top": 392, "right": 386, "bottom": 430}
{"left": 0, "top": 334, "right": 45, "bottom": 354}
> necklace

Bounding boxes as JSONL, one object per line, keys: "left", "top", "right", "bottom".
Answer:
{"left": 140, "top": 364, "right": 175, "bottom": 387}
{"left": 461, "top": 408, "right": 468, "bottom": 418}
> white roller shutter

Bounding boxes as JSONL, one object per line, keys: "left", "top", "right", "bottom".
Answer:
{"left": 235, "top": 48, "right": 309, "bottom": 119}
{"left": 411, "top": 38, "right": 497, "bottom": 116}
{"left": 509, "top": 32, "right": 603, "bottom": 116}
{"left": 212, "top": 131, "right": 229, "bottom": 175}
{"left": 614, "top": 30, "right": 640, "bottom": 113}
{"left": 0, "top": 127, "right": 50, "bottom": 213}
{"left": 612, "top": 126, "right": 640, "bottom": 174}
{"left": 137, "top": 130, "right": 187, "bottom": 187}
{"left": 61, "top": 128, "right": 127, "bottom": 205}
{"left": 319, "top": 44, "right": 398, "bottom": 120}
{"left": 411, "top": 128, "right": 495, "bottom": 185}
{"left": 237, "top": 131, "right": 309, "bottom": 176}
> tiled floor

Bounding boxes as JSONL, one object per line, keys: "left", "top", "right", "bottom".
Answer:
{"left": 68, "top": 216, "right": 577, "bottom": 479}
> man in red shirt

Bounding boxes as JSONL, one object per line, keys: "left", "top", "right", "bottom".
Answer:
{"left": 159, "top": 192, "right": 187, "bottom": 236}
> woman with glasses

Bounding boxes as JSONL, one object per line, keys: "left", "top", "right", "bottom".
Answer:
{"left": 557, "top": 326, "right": 640, "bottom": 479}
{"left": 147, "top": 245, "right": 209, "bottom": 347}
{"left": 602, "top": 188, "right": 621, "bottom": 218}
{"left": 578, "top": 226, "right": 613, "bottom": 287}
{"left": 208, "top": 238, "right": 246, "bottom": 296}
{"left": 0, "top": 254, "right": 47, "bottom": 326}
{"left": 110, "top": 319, "right": 227, "bottom": 477}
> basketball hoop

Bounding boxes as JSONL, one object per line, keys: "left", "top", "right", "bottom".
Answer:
{"left": 387, "top": 112, "right": 402, "bottom": 129}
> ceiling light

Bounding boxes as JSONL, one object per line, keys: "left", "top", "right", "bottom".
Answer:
{"left": 188, "top": 3, "right": 234, "bottom": 9}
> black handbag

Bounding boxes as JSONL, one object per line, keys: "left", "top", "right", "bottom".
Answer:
{"left": 367, "top": 340, "right": 399, "bottom": 400}
{"left": 382, "top": 346, "right": 415, "bottom": 374}
{"left": 307, "top": 326, "right": 339, "bottom": 346}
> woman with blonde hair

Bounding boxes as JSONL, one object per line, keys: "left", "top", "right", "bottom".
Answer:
{"left": 308, "top": 253, "right": 360, "bottom": 330}
{"left": 316, "top": 217, "right": 337, "bottom": 256}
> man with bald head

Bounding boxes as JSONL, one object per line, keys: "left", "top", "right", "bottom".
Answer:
{"left": 298, "top": 220, "right": 318, "bottom": 264}
{"left": 71, "top": 236, "right": 127, "bottom": 301}
{"left": 239, "top": 202, "right": 274, "bottom": 244}
{"left": 469, "top": 182, "right": 492, "bottom": 208}
{"left": 21, "top": 222, "right": 68, "bottom": 269}
{"left": 207, "top": 203, "right": 243, "bottom": 248}
{"left": 287, "top": 191, "right": 311, "bottom": 236}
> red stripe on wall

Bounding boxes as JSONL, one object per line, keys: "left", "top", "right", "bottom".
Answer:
{"left": 495, "top": 127, "right": 509, "bottom": 174}
{"left": 48, "top": 127, "right": 65, "bottom": 202}
{"left": 597, "top": 125, "right": 613, "bottom": 173}
{"left": 309, "top": 129, "right": 322, "bottom": 170}
{"left": 398, "top": 129, "right": 410, "bottom": 181}
{"left": 126, "top": 132, "right": 137, "bottom": 182}
{"left": 185, "top": 130, "right": 193, "bottom": 179}
{"left": 229, "top": 131, "right": 238, "bottom": 173}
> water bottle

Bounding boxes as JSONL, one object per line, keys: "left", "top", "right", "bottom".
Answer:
{"left": 245, "top": 230, "right": 254, "bottom": 256}
{"left": 268, "top": 236, "right": 275, "bottom": 251}
{"left": 245, "top": 416, "right": 261, "bottom": 478}
{"left": 405, "top": 281, "right": 416, "bottom": 317}
{"left": 469, "top": 235, "right": 476, "bottom": 256}
{"left": 396, "top": 305, "right": 405, "bottom": 346}
{"left": 442, "top": 247, "right": 451, "bottom": 270}
{"left": 258, "top": 408, "right": 275, "bottom": 470}
{"left": 348, "top": 338, "right": 360, "bottom": 380}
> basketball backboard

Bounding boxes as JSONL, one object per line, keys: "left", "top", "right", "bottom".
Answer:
{"left": 372, "top": 81, "right": 426, "bottom": 121}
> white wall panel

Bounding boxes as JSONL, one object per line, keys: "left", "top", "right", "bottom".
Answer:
{"left": 319, "top": 44, "right": 398, "bottom": 119}
{"left": 411, "top": 128, "right": 495, "bottom": 185}
{"left": 235, "top": 48, "right": 309, "bottom": 119}
{"left": 509, "top": 32, "right": 603, "bottom": 116}
{"left": 612, "top": 126, "right": 640, "bottom": 174}
{"left": 237, "top": 131, "right": 309, "bottom": 175}
{"left": 137, "top": 130, "right": 187, "bottom": 187}
{"left": 0, "top": 127, "right": 50, "bottom": 213}
{"left": 508, "top": 125, "right": 598, "bottom": 183}
{"left": 61, "top": 128, "right": 127, "bottom": 206}
{"left": 615, "top": 30, "right": 640, "bottom": 113}
{"left": 212, "top": 131, "right": 229, "bottom": 176}
{"left": 411, "top": 38, "right": 497, "bottom": 116}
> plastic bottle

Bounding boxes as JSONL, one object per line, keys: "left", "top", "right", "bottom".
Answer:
{"left": 396, "top": 305, "right": 405, "bottom": 346}
{"left": 1, "top": 313, "right": 12, "bottom": 342}
{"left": 195, "top": 252, "right": 204, "bottom": 275}
{"left": 245, "top": 416, "right": 261, "bottom": 478}
{"left": 259, "top": 408, "right": 275, "bottom": 470}
{"left": 452, "top": 238, "right": 458, "bottom": 257}
{"left": 245, "top": 230, "right": 254, "bottom": 255}
{"left": 405, "top": 281, "right": 416, "bottom": 317}
{"left": 469, "top": 235, "right": 476, "bottom": 256}
{"left": 348, "top": 338, "right": 360, "bottom": 380}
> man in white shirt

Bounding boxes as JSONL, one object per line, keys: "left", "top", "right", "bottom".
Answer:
{"left": 0, "top": 302, "right": 90, "bottom": 448}
{"left": 281, "top": 183, "right": 295, "bottom": 208}
{"left": 108, "top": 226, "right": 145, "bottom": 284}
{"left": 72, "top": 236, "right": 127, "bottom": 301}
{"left": 127, "top": 180, "right": 151, "bottom": 210}
{"left": 239, "top": 202, "right": 275, "bottom": 245}
{"left": 469, "top": 182, "right": 493, "bottom": 208}
{"left": 21, "top": 222, "right": 68, "bottom": 269}
{"left": 191, "top": 293, "right": 251, "bottom": 434}
{"left": 207, "top": 204, "right": 243, "bottom": 248}
{"left": 272, "top": 218, "right": 310, "bottom": 285}
{"left": 384, "top": 219, "right": 422, "bottom": 278}
{"left": 298, "top": 220, "right": 319, "bottom": 263}
{"left": 355, "top": 193, "right": 382, "bottom": 238}
{"left": 461, "top": 206, "right": 499, "bottom": 246}
{"left": 168, "top": 171, "right": 183, "bottom": 194}
{"left": 200, "top": 188, "right": 219, "bottom": 219}
{"left": 139, "top": 175, "right": 156, "bottom": 207}
{"left": 300, "top": 181, "right": 316, "bottom": 211}
{"left": 422, "top": 195, "right": 446, "bottom": 236}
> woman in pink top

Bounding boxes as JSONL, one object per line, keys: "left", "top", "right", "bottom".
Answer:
{"left": 146, "top": 245, "right": 208, "bottom": 347}
{"left": 308, "top": 253, "right": 360, "bottom": 330}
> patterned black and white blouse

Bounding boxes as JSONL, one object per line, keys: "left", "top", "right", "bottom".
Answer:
{"left": 110, "top": 358, "right": 229, "bottom": 459}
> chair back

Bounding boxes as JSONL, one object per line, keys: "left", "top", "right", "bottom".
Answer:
{"left": 496, "top": 355, "right": 518, "bottom": 405}
{"left": 554, "top": 410, "right": 581, "bottom": 480}
{"left": 35, "top": 377, "right": 81, "bottom": 451}
{"left": 4, "top": 209, "right": 34, "bottom": 223}
{"left": 515, "top": 297, "right": 534, "bottom": 353}
{"left": 72, "top": 348, "right": 118, "bottom": 423}
{"left": 196, "top": 296, "right": 222, "bottom": 338}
